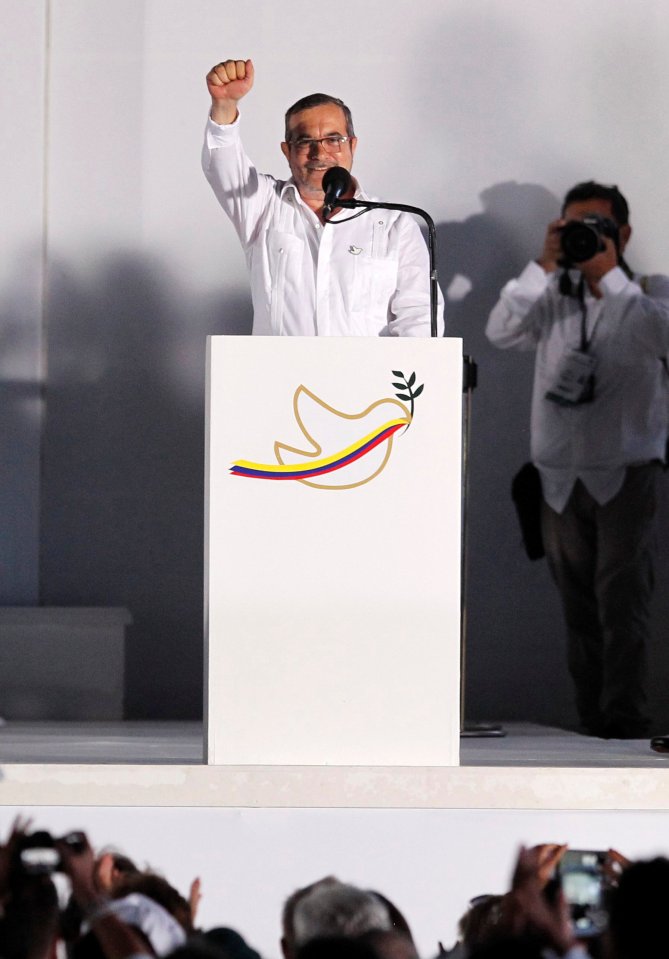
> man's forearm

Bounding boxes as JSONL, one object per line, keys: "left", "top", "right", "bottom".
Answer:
{"left": 210, "top": 99, "right": 239, "bottom": 125}
{"left": 486, "top": 261, "right": 549, "bottom": 350}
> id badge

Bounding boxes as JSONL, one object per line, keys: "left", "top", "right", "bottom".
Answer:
{"left": 545, "top": 350, "right": 596, "bottom": 406}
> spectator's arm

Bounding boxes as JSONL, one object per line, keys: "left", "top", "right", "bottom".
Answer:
{"left": 58, "top": 834, "right": 155, "bottom": 959}
{"left": 497, "top": 846, "right": 576, "bottom": 956}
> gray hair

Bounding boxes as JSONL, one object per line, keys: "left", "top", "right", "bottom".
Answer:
{"left": 293, "top": 882, "right": 392, "bottom": 947}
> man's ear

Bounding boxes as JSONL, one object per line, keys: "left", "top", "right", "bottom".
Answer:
{"left": 280, "top": 141, "right": 290, "bottom": 162}
{"left": 349, "top": 136, "right": 358, "bottom": 160}
{"left": 619, "top": 223, "right": 632, "bottom": 253}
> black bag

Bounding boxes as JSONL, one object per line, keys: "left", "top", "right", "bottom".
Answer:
{"left": 511, "top": 462, "right": 545, "bottom": 560}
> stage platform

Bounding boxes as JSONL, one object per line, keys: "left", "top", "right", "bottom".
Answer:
{"left": 0, "top": 720, "right": 664, "bottom": 768}
{"left": 1, "top": 721, "right": 668, "bottom": 811}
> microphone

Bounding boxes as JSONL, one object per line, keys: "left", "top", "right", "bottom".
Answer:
{"left": 322, "top": 166, "right": 352, "bottom": 218}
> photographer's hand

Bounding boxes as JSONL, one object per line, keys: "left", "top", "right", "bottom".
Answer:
{"left": 578, "top": 235, "right": 618, "bottom": 296}
{"left": 537, "top": 219, "right": 566, "bottom": 273}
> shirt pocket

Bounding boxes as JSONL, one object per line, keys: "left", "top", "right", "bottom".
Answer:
{"left": 351, "top": 255, "right": 399, "bottom": 332}
{"left": 267, "top": 232, "right": 305, "bottom": 334}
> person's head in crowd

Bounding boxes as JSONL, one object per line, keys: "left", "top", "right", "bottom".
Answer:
{"left": 72, "top": 891, "right": 186, "bottom": 959}
{"left": 94, "top": 849, "right": 140, "bottom": 893}
{"left": 61, "top": 849, "right": 143, "bottom": 944}
{"left": 0, "top": 817, "right": 61, "bottom": 959}
{"left": 365, "top": 891, "right": 414, "bottom": 944}
{"left": 113, "top": 870, "right": 194, "bottom": 933}
{"left": 295, "top": 935, "right": 379, "bottom": 959}
{"left": 358, "top": 929, "right": 419, "bottom": 959}
{"left": 606, "top": 856, "right": 669, "bottom": 959}
{"left": 201, "top": 926, "right": 264, "bottom": 959}
{"left": 72, "top": 926, "right": 153, "bottom": 959}
{"left": 457, "top": 895, "right": 504, "bottom": 954}
{"left": 467, "top": 937, "right": 548, "bottom": 959}
{"left": 163, "top": 944, "right": 223, "bottom": 959}
{"left": 281, "top": 877, "right": 340, "bottom": 959}
{"left": 0, "top": 871, "right": 60, "bottom": 959}
{"left": 292, "top": 881, "right": 392, "bottom": 950}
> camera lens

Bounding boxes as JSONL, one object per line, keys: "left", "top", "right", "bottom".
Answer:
{"left": 560, "top": 221, "right": 603, "bottom": 263}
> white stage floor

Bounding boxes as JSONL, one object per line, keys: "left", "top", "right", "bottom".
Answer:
{"left": 2, "top": 721, "right": 669, "bottom": 811}
{"left": 0, "top": 719, "right": 664, "bottom": 767}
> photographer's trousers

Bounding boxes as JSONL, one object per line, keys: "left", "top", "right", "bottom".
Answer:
{"left": 541, "top": 462, "right": 661, "bottom": 737}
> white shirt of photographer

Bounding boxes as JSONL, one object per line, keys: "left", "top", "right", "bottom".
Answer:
{"left": 486, "top": 260, "right": 669, "bottom": 512}
{"left": 202, "top": 114, "right": 442, "bottom": 337}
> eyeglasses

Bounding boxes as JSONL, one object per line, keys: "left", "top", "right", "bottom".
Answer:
{"left": 288, "top": 135, "right": 351, "bottom": 154}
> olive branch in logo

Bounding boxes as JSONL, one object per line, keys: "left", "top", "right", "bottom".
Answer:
{"left": 392, "top": 370, "right": 424, "bottom": 429}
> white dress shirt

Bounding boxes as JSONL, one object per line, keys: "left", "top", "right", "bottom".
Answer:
{"left": 202, "top": 114, "right": 443, "bottom": 337}
{"left": 486, "top": 260, "right": 669, "bottom": 512}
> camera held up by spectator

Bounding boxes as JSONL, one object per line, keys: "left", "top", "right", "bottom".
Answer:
{"left": 15, "top": 830, "right": 87, "bottom": 876}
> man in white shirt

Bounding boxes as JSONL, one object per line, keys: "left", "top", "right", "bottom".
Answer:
{"left": 202, "top": 58, "right": 441, "bottom": 337}
{"left": 486, "top": 181, "right": 669, "bottom": 739}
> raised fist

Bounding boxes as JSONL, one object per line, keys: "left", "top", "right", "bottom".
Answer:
{"left": 206, "top": 58, "right": 254, "bottom": 102}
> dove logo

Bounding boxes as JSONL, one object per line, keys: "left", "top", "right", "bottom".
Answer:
{"left": 230, "top": 371, "right": 424, "bottom": 490}
{"left": 348, "top": 245, "right": 363, "bottom": 255}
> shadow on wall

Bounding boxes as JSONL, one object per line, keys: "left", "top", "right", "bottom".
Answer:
{"left": 436, "top": 180, "right": 669, "bottom": 732}
{"left": 0, "top": 246, "right": 43, "bottom": 604}
{"left": 38, "top": 252, "right": 252, "bottom": 719}
{"left": 435, "top": 180, "right": 574, "bottom": 728}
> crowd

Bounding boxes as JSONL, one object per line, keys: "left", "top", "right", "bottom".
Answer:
{"left": 0, "top": 818, "right": 665, "bottom": 959}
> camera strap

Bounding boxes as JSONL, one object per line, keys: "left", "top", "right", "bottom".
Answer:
{"left": 577, "top": 277, "right": 603, "bottom": 352}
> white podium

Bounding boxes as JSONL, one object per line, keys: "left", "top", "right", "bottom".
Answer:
{"left": 205, "top": 335, "right": 463, "bottom": 765}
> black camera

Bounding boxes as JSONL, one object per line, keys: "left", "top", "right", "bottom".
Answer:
{"left": 15, "top": 830, "right": 86, "bottom": 875}
{"left": 557, "top": 849, "right": 610, "bottom": 937}
{"left": 559, "top": 214, "right": 620, "bottom": 265}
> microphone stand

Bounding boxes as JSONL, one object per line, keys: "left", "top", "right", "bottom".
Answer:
{"left": 326, "top": 199, "right": 439, "bottom": 338}
{"left": 329, "top": 196, "right": 504, "bottom": 743}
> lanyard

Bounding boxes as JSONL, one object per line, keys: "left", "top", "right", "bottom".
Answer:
{"left": 577, "top": 276, "right": 603, "bottom": 352}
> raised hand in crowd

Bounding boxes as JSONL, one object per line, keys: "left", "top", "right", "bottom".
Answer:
{"left": 493, "top": 845, "right": 577, "bottom": 957}
{"left": 58, "top": 831, "right": 156, "bottom": 959}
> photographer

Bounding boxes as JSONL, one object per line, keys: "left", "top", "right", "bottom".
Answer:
{"left": 0, "top": 817, "right": 60, "bottom": 959}
{"left": 486, "top": 181, "right": 669, "bottom": 740}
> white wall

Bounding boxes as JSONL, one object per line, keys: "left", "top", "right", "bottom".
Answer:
{"left": 5, "top": 804, "right": 669, "bottom": 958}
{"left": 4, "top": 0, "right": 669, "bottom": 721}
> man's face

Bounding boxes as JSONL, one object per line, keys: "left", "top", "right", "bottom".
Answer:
{"left": 562, "top": 197, "right": 632, "bottom": 254}
{"left": 281, "top": 104, "right": 357, "bottom": 199}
